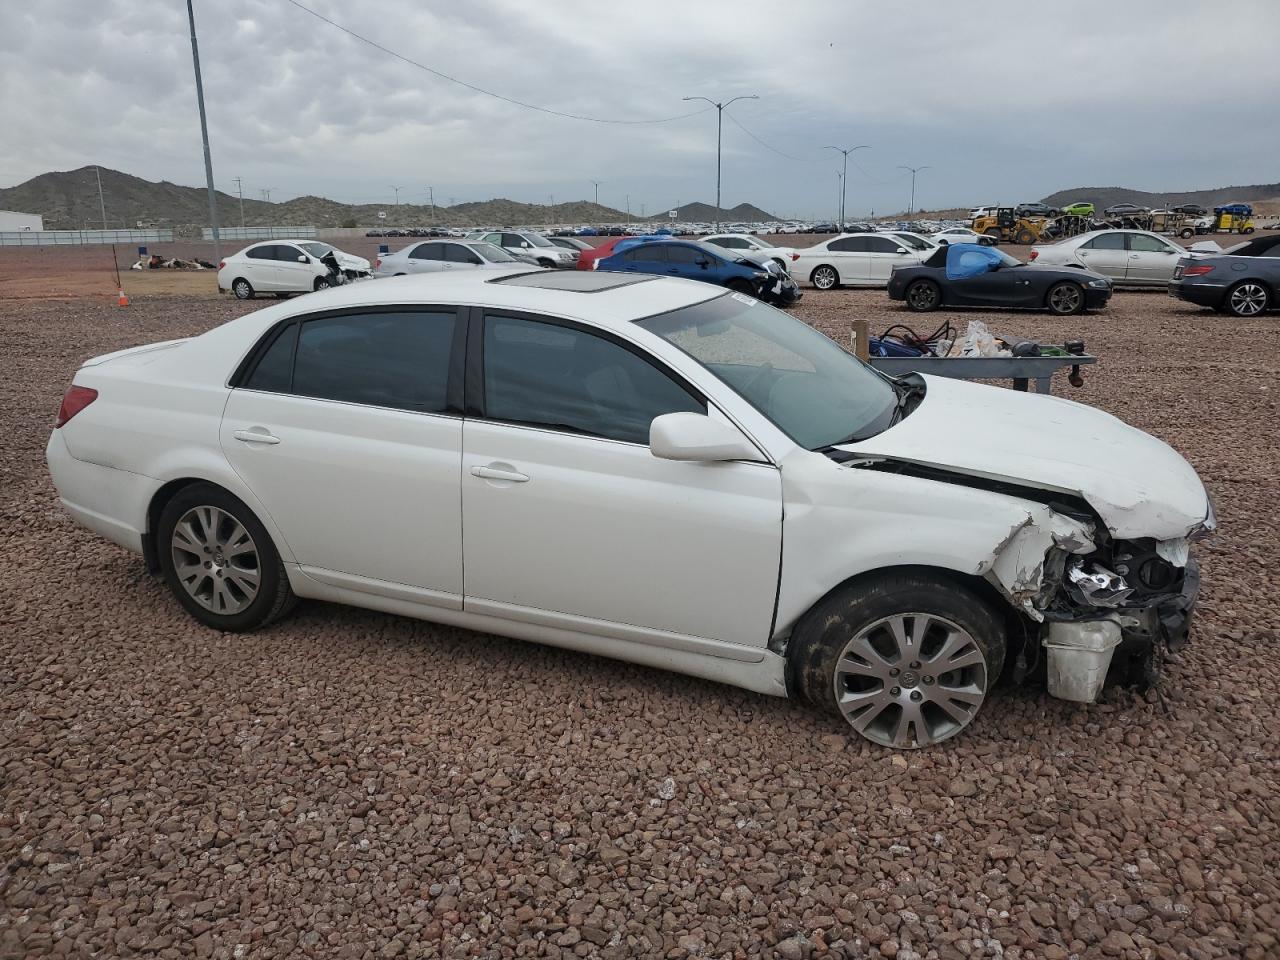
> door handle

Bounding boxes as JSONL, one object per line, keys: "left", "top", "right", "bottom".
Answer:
{"left": 233, "top": 429, "right": 281, "bottom": 445}
{"left": 471, "top": 464, "right": 529, "bottom": 483}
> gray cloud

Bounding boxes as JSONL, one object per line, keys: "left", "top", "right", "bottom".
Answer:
{"left": 2, "top": 0, "right": 1278, "bottom": 218}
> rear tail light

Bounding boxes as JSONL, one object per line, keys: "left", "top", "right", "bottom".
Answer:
{"left": 218, "top": 260, "right": 225, "bottom": 270}
{"left": 791, "top": 253, "right": 799, "bottom": 261}
{"left": 1028, "top": 249, "right": 1039, "bottom": 261}
{"left": 1182, "top": 264, "right": 1215, "bottom": 277}
{"left": 55, "top": 385, "right": 98, "bottom": 428}
{"left": 375, "top": 257, "right": 382, "bottom": 269}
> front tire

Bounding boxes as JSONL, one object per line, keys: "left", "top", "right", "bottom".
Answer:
{"left": 231, "top": 278, "right": 254, "bottom": 300}
{"left": 1225, "top": 281, "right": 1271, "bottom": 317}
{"left": 313, "top": 276, "right": 333, "bottom": 292}
{"left": 905, "top": 279, "right": 941, "bottom": 312}
{"left": 158, "top": 483, "right": 296, "bottom": 632}
{"left": 1014, "top": 229, "right": 1036, "bottom": 245}
{"left": 810, "top": 265, "right": 839, "bottom": 290}
{"left": 1047, "top": 281, "right": 1085, "bottom": 315}
{"left": 788, "top": 574, "right": 1005, "bottom": 749}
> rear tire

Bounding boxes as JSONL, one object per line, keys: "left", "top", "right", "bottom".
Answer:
{"left": 1047, "top": 281, "right": 1085, "bottom": 315}
{"left": 788, "top": 573, "right": 1005, "bottom": 749}
{"left": 810, "top": 265, "right": 839, "bottom": 290}
{"left": 157, "top": 483, "right": 296, "bottom": 633}
{"left": 1225, "top": 280, "right": 1271, "bottom": 317}
{"left": 231, "top": 278, "right": 254, "bottom": 300}
{"left": 905, "top": 279, "right": 941, "bottom": 312}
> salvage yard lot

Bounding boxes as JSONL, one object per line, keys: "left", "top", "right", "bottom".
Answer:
{"left": 1, "top": 271, "right": 1278, "bottom": 958}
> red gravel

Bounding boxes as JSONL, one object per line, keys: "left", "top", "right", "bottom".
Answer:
{"left": 1, "top": 286, "right": 1278, "bottom": 960}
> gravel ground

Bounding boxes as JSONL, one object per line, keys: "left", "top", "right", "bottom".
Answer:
{"left": 1, "top": 286, "right": 1278, "bottom": 960}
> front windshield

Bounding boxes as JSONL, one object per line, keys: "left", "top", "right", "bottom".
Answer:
{"left": 524, "top": 233, "right": 554, "bottom": 247}
{"left": 894, "top": 233, "right": 932, "bottom": 250}
{"left": 299, "top": 242, "right": 334, "bottom": 257}
{"left": 638, "top": 294, "right": 898, "bottom": 449}
{"left": 473, "top": 242, "right": 516, "bottom": 262}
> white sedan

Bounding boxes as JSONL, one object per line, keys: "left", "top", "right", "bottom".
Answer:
{"left": 791, "top": 233, "right": 928, "bottom": 289}
{"left": 217, "top": 240, "right": 371, "bottom": 300}
{"left": 1028, "top": 230, "right": 1188, "bottom": 286}
{"left": 700, "top": 233, "right": 797, "bottom": 270}
{"left": 373, "top": 239, "right": 530, "bottom": 277}
{"left": 48, "top": 270, "right": 1211, "bottom": 748}
{"left": 931, "top": 227, "right": 997, "bottom": 247}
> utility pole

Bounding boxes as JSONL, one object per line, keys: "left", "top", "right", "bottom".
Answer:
{"left": 682, "top": 94, "right": 759, "bottom": 231}
{"left": 186, "top": 0, "right": 220, "bottom": 262}
{"left": 391, "top": 186, "right": 403, "bottom": 206}
{"left": 898, "top": 165, "right": 932, "bottom": 215}
{"left": 427, "top": 186, "right": 435, "bottom": 221}
{"left": 233, "top": 176, "right": 245, "bottom": 227}
{"left": 625, "top": 194, "right": 630, "bottom": 217}
{"left": 92, "top": 166, "right": 108, "bottom": 230}
{"left": 589, "top": 180, "right": 602, "bottom": 207}
{"left": 641, "top": 202, "right": 646, "bottom": 218}
{"left": 826, "top": 144, "right": 869, "bottom": 228}
{"left": 260, "top": 188, "right": 274, "bottom": 203}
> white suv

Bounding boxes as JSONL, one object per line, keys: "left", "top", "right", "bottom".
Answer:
{"left": 218, "top": 240, "right": 371, "bottom": 299}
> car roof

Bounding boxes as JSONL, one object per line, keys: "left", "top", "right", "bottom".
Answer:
{"left": 251, "top": 270, "right": 724, "bottom": 331}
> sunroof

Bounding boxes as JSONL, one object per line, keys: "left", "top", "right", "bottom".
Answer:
{"left": 489, "top": 271, "right": 654, "bottom": 292}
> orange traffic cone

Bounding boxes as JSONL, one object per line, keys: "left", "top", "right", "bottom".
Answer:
{"left": 117, "top": 288, "right": 129, "bottom": 307}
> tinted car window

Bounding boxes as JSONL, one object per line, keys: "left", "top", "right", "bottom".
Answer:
{"left": 289, "top": 311, "right": 456, "bottom": 413}
{"left": 444, "top": 244, "right": 482, "bottom": 264}
{"left": 864, "top": 236, "right": 900, "bottom": 253}
{"left": 503, "top": 233, "right": 528, "bottom": 247}
{"left": 714, "top": 237, "right": 747, "bottom": 249}
{"left": 278, "top": 246, "right": 306, "bottom": 262}
{"left": 829, "top": 236, "right": 867, "bottom": 253}
{"left": 411, "top": 243, "right": 445, "bottom": 260}
{"left": 624, "top": 245, "right": 667, "bottom": 263}
{"left": 1083, "top": 233, "right": 1127, "bottom": 250}
{"left": 244, "top": 324, "right": 297, "bottom": 392}
{"left": 1129, "top": 234, "right": 1175, "bottom": 253}
{"left": 246, "top": 245, "right": 274, "bottom": 260}
{"left": 666, "top": 245, "right": 710, "bottom": 265}
{"left": 483, "top": 316, "right": 703, "bottom": 444}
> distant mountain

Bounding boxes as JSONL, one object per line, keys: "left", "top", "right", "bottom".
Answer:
{"left": 643, "top": 201, "right": 775, "bottom": 223}
{"left": 0, "top": 166, "right": 775, "bottom": 230}
{"left": 1041, "top": 183, "right": 1280, "bottom": 210}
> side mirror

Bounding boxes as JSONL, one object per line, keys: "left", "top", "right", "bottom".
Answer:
{"left": 298, "top": 255, "right": 309, "bottom": 263}
{"left": 650, "top": 413, "right": 760, "bottom": 463}
{"left": 895, "top": 248, "right": 908, "bottom": 255}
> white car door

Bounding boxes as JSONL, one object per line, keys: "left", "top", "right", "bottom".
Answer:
{"left": 819, "top": 236, "right": 870, "bottom": 284}
{"left": 461, "top": 311, "right": 782, "bottom": 649}
{"left": 1126, "top": 233, "right": 1183, "bottom": 283}
{"left": 1073, "top": 233, "right": 1129, "bottom": 280}
{"left": 865, "top": 235, "right": 915, "bottom": 282}
{"left": 273, "top": 244, "right": 318, "bottom": 292}
{"left": 219, "top": 307, "right": 464, "bottom": 607}
{"left": 242, "top": 244, "right": 279, "bottom": 291}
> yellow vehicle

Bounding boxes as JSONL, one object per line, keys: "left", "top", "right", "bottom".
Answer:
{"left": 1212, "top": 206, "right": 1256, "bottom": 234}
{"left": 971, "top": 207, "right": 1046, "bottom": 245}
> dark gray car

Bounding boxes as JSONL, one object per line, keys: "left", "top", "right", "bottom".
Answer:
{"left": 1168, "top": 233, "right": 1280, "bottom": 316}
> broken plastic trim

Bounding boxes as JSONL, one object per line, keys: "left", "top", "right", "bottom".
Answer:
{"left": 1067, "top": 561, "right": 1134, "bottom": 607}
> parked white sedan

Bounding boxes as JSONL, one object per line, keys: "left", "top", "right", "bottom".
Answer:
{"left": 931, "top": 227, "right": 998, "bottom": 247}
{"left": 373, "top": 239, "right": 530, "bottom": 277}
{"left": 1029, "top": 229, "right": 1188, "bottom": 286}
{"left": 48, "top": 270, "right": 1211, "bottom": 748}
{"left": 792, "top": 233, "right": 928, "bottom": 289}
{"left": 700, "top": 233, "right": 798, "bottom": 271}
{"left": 217, "top": 240, "right": 371, "bottom": 299}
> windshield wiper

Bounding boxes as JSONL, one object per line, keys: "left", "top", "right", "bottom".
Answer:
{"left": 817, "top": 374, "right": 926, "bottom": 458}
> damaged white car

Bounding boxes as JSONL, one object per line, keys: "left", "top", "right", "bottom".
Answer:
{"left": 46, "top": 271, "right": 1212, "bottom": 748}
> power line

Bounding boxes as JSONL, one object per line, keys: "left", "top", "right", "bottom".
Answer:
{"left": 722, "top": 111, "right": 823, "bottom": 163}
{"left": 283, "top": 0, "right": 715, "bottom": 126}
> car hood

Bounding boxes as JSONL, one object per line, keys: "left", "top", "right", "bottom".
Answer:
{"left": 837, "top": 374, "right": 1209, "bottom": 541}
{"left": 333, "top": 251, "right": 371, "bottom": 271}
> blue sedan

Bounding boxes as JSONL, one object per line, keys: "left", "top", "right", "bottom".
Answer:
{"left": 597, "top": 240, "right": 802, "bottom": 306}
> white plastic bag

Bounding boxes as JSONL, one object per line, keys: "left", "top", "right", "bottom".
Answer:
{"left": 959, "top": 320, "right": 1010, "bottom": 357}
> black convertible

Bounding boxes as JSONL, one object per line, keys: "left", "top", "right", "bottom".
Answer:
{"left": 887, "top": 243, "right": 1113, "bottom": 315}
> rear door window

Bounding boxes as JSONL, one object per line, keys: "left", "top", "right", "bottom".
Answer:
{"left": 445, "top": 244, "right": 483, "bottom": 264}
{"left": 1082, "top": 233, "right": 1127, "bottom": 250}
{"left": 829, "top": 237, "right": 867, "bottom": 253}
{"left": 411, "top": 243, "right": 445, "bottom": 261}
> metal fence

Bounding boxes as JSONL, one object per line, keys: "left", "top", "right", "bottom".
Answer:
{"left": 201, "top": 226, "right": 317, "bottom": 240}
{"left": 0, "top": 229, "right": 175, "bottom": 246}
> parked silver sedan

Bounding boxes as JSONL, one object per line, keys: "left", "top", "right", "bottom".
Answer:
{"left": 1028, "top": 229, "right": 1188, "bottom": 286}
{"left": 373, "top": 239, "right": 535, "bottom": 278}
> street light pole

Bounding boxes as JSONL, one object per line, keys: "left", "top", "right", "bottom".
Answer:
{"left": 682, "top": 94, "right": 759, "bottom": 231}
{"left": 898, "top": 165, "right": 932, "bottom": 215}
{"left": 185, "top": 0, "right": 220, "bottom": 263}
{"left": 590, "top": 180, "right": 602, "bottom": 207}
{"left": 825, "top": 144, "right": 870, "bottom": 228}
{"left": 233, "top": 176, "right": 245, "bottom": 227}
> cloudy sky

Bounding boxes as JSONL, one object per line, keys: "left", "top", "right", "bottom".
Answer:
{"left": 3, "top": 0, "right": 1278, "bottom": 218}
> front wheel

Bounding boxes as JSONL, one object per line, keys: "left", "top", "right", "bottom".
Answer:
{"left": 1180, "top": 228, "right": 1194, "bottom": 239}
{"left": 810, "top": 265, "right": 839, "bottom": 290}
{"left": 905, "top": 279, "right": 941, "bottom": 312}
{"left": 1225, "top": 281, "right": 1271, "bottom": 317}
{"left": 313, "top": 276, "right": 333, "bottom": 292}
{"left": 1014, "top": 229, "right": 1036, "bottom": 245}
{"left": 788, "top": 574, "right": 1005, "bottom": 749}
{"left": 1047, "top": 281, "right": 1085, "bottom": 315}
{"left": 158, "top": 483, "right": 296, "bottom": 632}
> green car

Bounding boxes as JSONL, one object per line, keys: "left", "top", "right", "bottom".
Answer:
{"left": 1060, "top": 202, "right": 1095, "bottom": 217}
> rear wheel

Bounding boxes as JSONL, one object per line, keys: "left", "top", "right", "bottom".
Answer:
{"left": 810, "top": 265, "right": 839, "bottom": 290}
{"left": 905, "top": 279, "right": 941, "bottom": 312}
{"left": 1047, "top": 281, "right": 1085, "bottom": 315}
{"left": 789, "top": 574, "right": 1005, "bottom": 749}
{"left": 1180, "top": 228, "right": 1195, "bottom": 239}
{"left": 983, "top": 228, "right": 1001, "bottom": 240}
{"left": 1225, "top": 281, "right": 1270, "bottom": 317}
{"left": 157, "top": 483, "right": 296, "bottom": 632}
{"left": 231, "top": 278, "right": 254, "bottom": 300}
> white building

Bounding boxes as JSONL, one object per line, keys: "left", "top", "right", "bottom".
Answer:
{"left": 0, "top": 210, "right": 43, "bottom": 231}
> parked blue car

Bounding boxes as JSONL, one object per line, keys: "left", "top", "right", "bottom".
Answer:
{"left": 596, "top": 239, "right": 802, "bottom": 306}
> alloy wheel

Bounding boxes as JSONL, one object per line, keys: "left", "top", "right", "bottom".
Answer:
{"left": 232, "top": 279, "right": 253, "bottom": 300}
{"left": 1050, "top": 284, "right": 1082, "bottom": 314}
{"left": 170, "top": 505, "right": 261, "bottom": 615}
{"left": 812, "top": 266, "right": 837, "bottom": 290}
{"left": 1229, "top": 283, "right": 1268, "bottom": 316}
{"left": 833, "top": 613, "right": 989, "bottom": 748}
{"left": 907, "top": 282, "right": 939, "bottom": 310}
